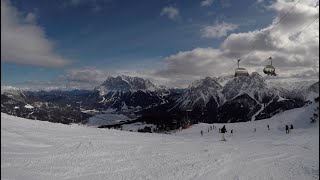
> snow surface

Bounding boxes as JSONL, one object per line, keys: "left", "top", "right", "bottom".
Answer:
{"left": 24, "top": 104, "right": 34, "bottom": 109}
{"left": 1, "top": 102, "right": 319, "bottom": 180}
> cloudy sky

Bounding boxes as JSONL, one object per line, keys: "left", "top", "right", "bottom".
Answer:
{"left": 1, "top": 0, "right": 319, "bottom": 90}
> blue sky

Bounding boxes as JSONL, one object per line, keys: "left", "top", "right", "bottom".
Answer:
{"left": 1, "top": 0, "right": 318, "bottom": 89}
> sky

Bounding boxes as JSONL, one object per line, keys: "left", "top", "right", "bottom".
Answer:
{"left": 1, "top": 0, "right": 319, "bottom": 90}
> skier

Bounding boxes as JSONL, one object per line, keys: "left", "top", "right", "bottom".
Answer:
{"left": 219, "top": 128, "right": 221, "bottom": 133}
{"left": 201, "top": 130, "right": 203, "bottom": 136}
{"left": 208, "top": 128, "right": 210, "bottom": 133}
{"left": 210, "top": 126, "right": 212, "bottom": 130}
{"left": 267, "top": 124, "right": 270, "bottom": 130}
{"left": 230, "top": 129, "right": 233, "bottom": 136}
{"left": 213, "top": 125, "right": 215, "bottom": 129}
{"left": 254, "top": 128, "right": 256, "bottom": 132}
{"left": 285, "top": 125, "right": 289, "bottom": 134}
{"left": 290, "top": 124, "right": 293, "bottom": 130}
{"left": 221, "top": 125, "right": 227, "bottom": 141}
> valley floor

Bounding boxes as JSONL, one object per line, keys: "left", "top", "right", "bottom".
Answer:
{"left": 1, "top": 104, "right": 319, "bottom": 180}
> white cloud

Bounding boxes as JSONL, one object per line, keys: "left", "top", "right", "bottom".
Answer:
{"left": 155, "top": 0, "right": 319, "bottom": 87}
{"left": 201, "top": 0, "right": 214, "bottom": 7}
{"left": 15, "top": 68, "right": 161, "bottom": 90}
{"left": 61, "top": 68, "right": 108, "bottom": 83}
{"left": 160, "top": 6, "right": 180, "bottom": 20}
{"left": 201, "top": 22, "right": 238, "bottom": 38}
{"left": 9, "top": 0, "right": 319, "bottom": 89}
{"left": 1, "top": 0, "right": 71, "bottom": 67}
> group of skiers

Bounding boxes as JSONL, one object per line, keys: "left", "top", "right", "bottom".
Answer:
{"left": 285, "top": 124, "right": 293, "bottom": 134}
{"left": 200, "top": 125, "right": 233, "bottom": 141}
{"left": 199, "top": 123, "right": 294, "bottom": 140}
{"left": 200, "top": 125, "right": 216, "bottom": 136}
{"left": 265, "top": 124, "right": 294, "bottom": 134}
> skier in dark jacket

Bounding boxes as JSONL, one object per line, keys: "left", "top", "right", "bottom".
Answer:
{"left": 267, "top": 124, "right": 270, "bottom": 130}
{"left": 230, "top": 129, "right": 233, "bottom": 136}
{"left": 285, "top": 125, "right": 289, "bottom": 134}
{"left": 201, "top": 130, "right": 203, "bottom": 136}
{"left": 290, "top": 124, "right": 293, "bottom": 129}
{"left": 221, "top": 125, "right": 227, "bottom": 141}
{"left": 221, "top": 125, "right": 226, "bottom": 133}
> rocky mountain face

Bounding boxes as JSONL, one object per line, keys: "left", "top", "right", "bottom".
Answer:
{"left": 173, "top": 73, "right": 318, "bottom": 123}
{"left": 222, "top": 73, "right": 276, "bottom": 103}
{"left": 173, "top": 77, "right": 223, "bottom": 110}
{"left": 1, "top": 74, "right": 318, "bottom": 129}
{"left": 88, "top": 76, "right": 169, "bottom": 111}
{"left": 217, "top": 93, "right": 261, "bottom": 123}
{"left": 1, "top": 86, "right": 29, "bottom": 103}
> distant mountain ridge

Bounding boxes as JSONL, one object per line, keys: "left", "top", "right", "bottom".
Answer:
{"left": 1, "top": 74, "right": 318, "bottom": 127}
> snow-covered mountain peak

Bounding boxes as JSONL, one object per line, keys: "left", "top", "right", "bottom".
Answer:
{"left": 188, "top": 77, "right": 222, "bottom": 90}
{"left": 308, "top": 81, "right": 319, "bottom": 93}
{"left": 97, "top": 75, "right": 161, "bottom": 96}
{"left": 267, "top": 79, "right": 318, "bottom": 91}
{"left": 213, "top": 75, "right": 234, "bottom": 87}
{"left": 1, "top": 86, "right": 28, "bottom": 103}
{"left": 222, "top": 74, "right": 276, "bottom": 103}
{"left": 174, "top": 77, "right": 223, "bottom": 109}
{"left": 1, "top": 86, "right": 20, "bottom": 95}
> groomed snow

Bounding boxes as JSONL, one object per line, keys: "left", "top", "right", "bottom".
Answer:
{"left": 1, "top": 103, "right": 319, "bottom": 180}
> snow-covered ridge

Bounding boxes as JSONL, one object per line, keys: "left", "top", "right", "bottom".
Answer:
{"left": 267, "top": 79, "right": 318, "bottom": 91}
{"left": 222, "top": 74, "right": 276, "bottom": 103}
{"left": 174, "top": 77, "right": 223, "bottom": 109}
{"left": 267, "top": 79, "right": 319, "bottom": 100}
{"left": 1, "top": 85, "right": 20, "bottom": 95}
{"left": 176, "top": 73, "right": 278, "bottom": 110}
{"left": 1, "top": 85, "right": 28, "bottom": 103}
{"left": 96, "top": 75, "right": 167, "bottom": 96}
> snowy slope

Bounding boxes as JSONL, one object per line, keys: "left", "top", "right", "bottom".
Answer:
{"left": 1, "top": 101, "right": 319, "bottom": 180}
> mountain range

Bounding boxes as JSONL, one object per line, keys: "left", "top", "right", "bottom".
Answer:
{"left": 1, "top": 74, "right": 318, "bottom": 130}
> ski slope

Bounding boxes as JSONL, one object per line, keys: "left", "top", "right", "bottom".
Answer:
{"left": 1, "top": 103, "right": 319, "bottom": 180}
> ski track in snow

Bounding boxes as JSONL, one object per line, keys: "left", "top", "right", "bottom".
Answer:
{"left": 251, "top": 104, "right": 263, "bottom": 121}
{"left": 1, "top": 104, "right": 319, "bottom": 180}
